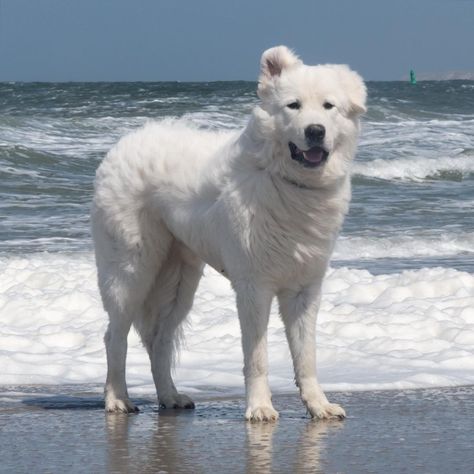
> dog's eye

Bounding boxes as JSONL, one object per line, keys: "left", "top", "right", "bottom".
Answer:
{"left": 287, "top": 101, "right": 301, "bottom": 110}
{"left": 323, "top": 102, "right": 334, "bottom": 110}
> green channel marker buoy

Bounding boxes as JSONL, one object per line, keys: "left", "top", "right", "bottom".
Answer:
{"left": 410, "top": 69, "right": 417, "bottom": 84}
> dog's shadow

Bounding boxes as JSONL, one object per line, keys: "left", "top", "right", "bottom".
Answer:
{"left": 20, "top": 394, "right": 151, "bottom": 411}
{"left": 21, "top": 394, "right": 105, "bottom": 410}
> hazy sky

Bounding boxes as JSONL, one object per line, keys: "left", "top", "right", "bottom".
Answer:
{"left": 0, "top": 0, "right": 473, "bottom": 82}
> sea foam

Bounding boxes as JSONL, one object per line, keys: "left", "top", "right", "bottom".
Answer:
{"left": 334, "top": 232, "right": 474, "bottom": 260}
{"left": 1, "top": 253, "right": 473, "bottom": 395}
{"left": 353, "top": 153, "right": 474, "bottom": 181}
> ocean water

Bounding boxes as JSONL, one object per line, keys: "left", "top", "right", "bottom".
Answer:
{"left": 1, "top": 81, "right": 474, "bottom": 393}
{"left": 1, "top": 81, "right": 473, "bottom": 272}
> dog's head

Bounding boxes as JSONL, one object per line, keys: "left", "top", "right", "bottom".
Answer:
{"left": 256, "top": 46, "right": 366, "bottom": 185}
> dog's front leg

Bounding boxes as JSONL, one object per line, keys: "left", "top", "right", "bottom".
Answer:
{"left": 234, "top": 281, "right": 278, "bottom": 422}
{"left": 278, "top": 285, "right": 346, "bottom": 420}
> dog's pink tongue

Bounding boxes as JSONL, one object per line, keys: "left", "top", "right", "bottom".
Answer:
{"left": 303, "top": 148, "right": 324, "bottom": 163}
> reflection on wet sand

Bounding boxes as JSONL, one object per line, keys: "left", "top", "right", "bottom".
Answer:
{"left": 105, "top": 413, "right": 132, "bottom": 473}
{"left": 245, "top": 419, "right": 340, "bottom": 473}
{"left": 245, "top": 421, "right": 275, "bottom": 473}
{"left": 5, "top": 388, "right": 472, "bottom": 473}
{"left": 293, "top": 421, "right": 342, "bottom": 473}
{"left": 105, "top": 407, "right": 343, "bottom": 473}
{"left": 106, "top": 411, "right": 190, "bottom": 474}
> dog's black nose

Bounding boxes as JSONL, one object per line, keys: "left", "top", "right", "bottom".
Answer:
{"left": 305, "top": 124, "right": 325, "bottom": 144}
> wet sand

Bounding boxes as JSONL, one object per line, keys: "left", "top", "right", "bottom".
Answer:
{"left": 1, "top": 385, "right": 473, "bottom": 473}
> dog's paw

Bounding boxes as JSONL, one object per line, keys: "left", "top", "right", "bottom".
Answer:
{"left": 105, "top": 397, "right": 139, "bottom": 414}
{"left": 245, "top": 405, "right": 279, "bottom": 422}
{"left": 159, "top": 392, "right": 195, "bottom": 409}
{"left": 305, "top": 400, "right": 346, "bottom": 420}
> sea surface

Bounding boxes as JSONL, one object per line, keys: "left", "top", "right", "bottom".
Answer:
{"left": 1, "top": 80, "right": 473, "bottom": 274}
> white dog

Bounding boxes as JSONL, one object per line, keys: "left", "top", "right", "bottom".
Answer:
{"left": 92, "top": 46, "right": 366, "bottom": 421}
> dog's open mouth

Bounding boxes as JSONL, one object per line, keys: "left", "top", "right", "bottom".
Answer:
{"left": 289, "top": 142, "right": 329, "bottom": 168}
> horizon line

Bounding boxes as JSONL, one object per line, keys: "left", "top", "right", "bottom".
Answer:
{"left": 1, "top": 78, "right": 473, "bottom": 85}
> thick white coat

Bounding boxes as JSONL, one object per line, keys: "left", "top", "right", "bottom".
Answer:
{"left": 92, "top": 46, "right": 366, "bottom": 420}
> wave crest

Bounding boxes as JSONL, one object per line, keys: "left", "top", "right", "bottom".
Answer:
{"left": 353, "top": 152, "right": 474, "bottom": 182}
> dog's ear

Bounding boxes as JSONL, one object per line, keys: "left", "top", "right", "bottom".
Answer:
{"left": 260, "top": 46, "right": 301, "bottom": 78}
{"left": 331, "top": 65, "right": 367, "bottom": 116}
{"left": 258, "top": 46, "right": 301, "bottom": 99}
{"left": 347, "top": 69, "right": 367, "bottom": 115}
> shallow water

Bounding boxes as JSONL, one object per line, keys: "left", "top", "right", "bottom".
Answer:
{"left": 1, "top": 385, "right": 473, "bottom": 473}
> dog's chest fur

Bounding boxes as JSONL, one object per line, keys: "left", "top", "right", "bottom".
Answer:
{"left": 219, "top": 171, "right": 350, "bottom": 286}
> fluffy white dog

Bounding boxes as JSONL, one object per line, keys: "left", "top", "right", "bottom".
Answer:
{"left": 92, "top": 46, "right": 366, "bottom": 421}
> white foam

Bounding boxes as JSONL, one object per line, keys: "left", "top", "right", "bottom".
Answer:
{"left": 334, "top": 232, "right": 474, "bottom": 260}
{"left": 0, "top": 116, "right": 141, "bottom": 158}
{"left": 352, "top": 154, "right": 474, "bottom": 181}
{"left": 1, "top": 253, "right": 473, "bottom": 395}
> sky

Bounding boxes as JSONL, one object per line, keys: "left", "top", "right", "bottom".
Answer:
{"left": 0, "top": 0, "right": 473, "bottom": 82}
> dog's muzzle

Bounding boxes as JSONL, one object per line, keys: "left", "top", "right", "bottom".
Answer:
{"left": 289, "top": 142, "right": 329, "bottom": 168}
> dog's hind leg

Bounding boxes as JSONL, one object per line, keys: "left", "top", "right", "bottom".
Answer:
{"left": 100, "top": 260, "right": 163, "bottom": 413}
{"left": 93, "top": 212, "right": 173, "bottom": 413}
{"left": 103, "top": 308, "right": 137, "bottom": 413}
{"left": 138, "top": 243, "right": 203, "bottom": 409}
